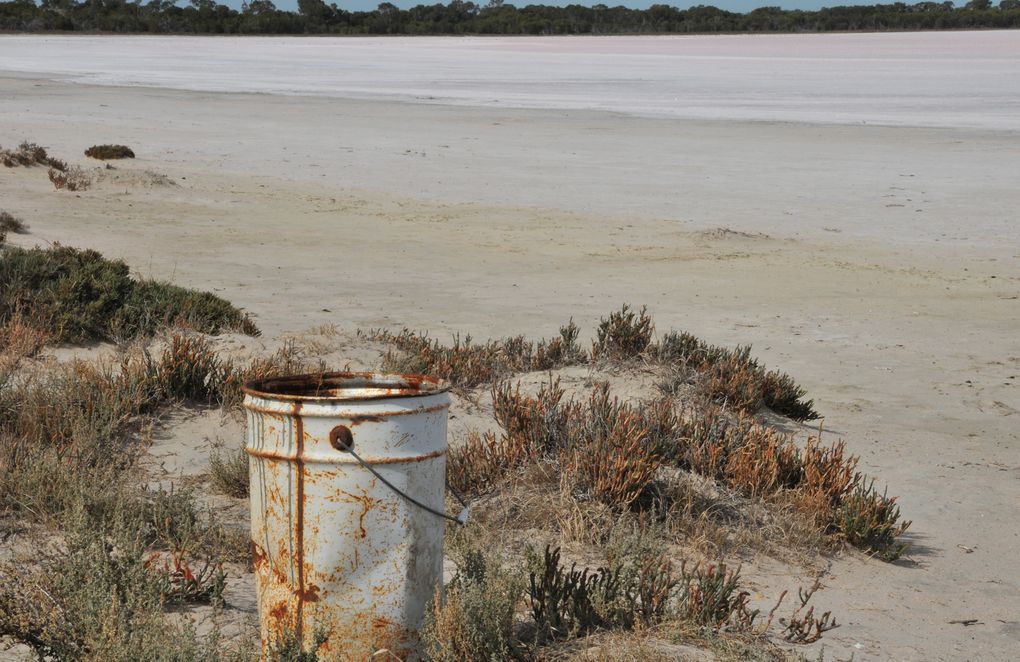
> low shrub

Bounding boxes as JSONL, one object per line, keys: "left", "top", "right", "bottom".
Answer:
{"left": 422, "top": 549, "right": 524, "bottom": 662}
{"left": 0, "top": 211, "right": 28, "bottom": 234}
{"left": 593, "top": 304, "right": 653, "bottom": 360}
{"left": 0, "top": 499, "right": 239, "bottom": 660}
{"left": 48, "top": 165, "right": 92, "bottom": 191}
{"left": 113, "top": 279, "right": 260, "bottom": 338}
{"left": 835, "top": 479, "right": 911, "bottom": 561}
{"left": 0, "top": 244, "right": 258, "bottom": 344}
{"left": 371, "top": 320, "right": 585, "bottom": 388}
{"left": 562, "top": 386, "right": 659, "bottom": 508}
{"left": 0, "top": 141, "right": 66, "bottom": 170}
{"left": 657, "top": 331, "right": 818, "bottom": 421}
{"left": 85, "top": 144, "right": 135, "bottom": 160}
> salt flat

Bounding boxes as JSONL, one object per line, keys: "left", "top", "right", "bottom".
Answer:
{"left": 1, "top": 32, "right": 1019, "bottom": 129}
{"left": 1, "top": 32, "right": 1019, "bottom": 661}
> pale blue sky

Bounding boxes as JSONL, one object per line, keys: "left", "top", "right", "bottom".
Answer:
{"left": 239, "top": 1, "right": 931, "bottom": 13}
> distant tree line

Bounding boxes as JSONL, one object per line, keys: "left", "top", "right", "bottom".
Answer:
{"left": 1, "top": 0, "right": 1018, "bottom": 35}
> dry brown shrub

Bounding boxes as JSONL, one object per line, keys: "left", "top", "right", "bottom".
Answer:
{"left": 0, "top": 312, "right": 49, "bottom": 372}
{"left": 0, "top": 142, "right": 65, "bottom": 170}
{"left": 562, "top": 394, "right": 658, "bottom": 508}
{"left": 723, "top": 422, "right": 800, "bottom": 499}
{"left": 592, "top": 304, "right": 654, "bottom": 360}
{"left": 48, "top": 165, "right": 91, "bottom": 191}
{"left": 797, "top": 437, "right": 860, "bottom": 522}
{"left": 696, "top": 352, "right": 763, "bottom": 413}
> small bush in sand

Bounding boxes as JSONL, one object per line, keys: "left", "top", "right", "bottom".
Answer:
{"left": 150, "top": 333, "right": 226, "bottom": 404}
{"left": 0, "top": 141, "right": 66, "bottom": 170}
{"left": 561, "top": 385, "right": 660, "bottom": 508}
{"left": 0, "top": 244, "right": 258, "bottom": 344}
{"left": 48, "top": 165, "right": 92, "bottom": 191}
{"left": 450, "top": 380, "right": 658, "bottom": 508}
{"left": 657, "top": 330, "right": 818, "bottom": 421}
{"left": 834, "top": 479, "right": 911, "bottom": 561}
{"left": 210, "top": 443, "right": 250, "bottom": 498}
{"left": 422, "top": 548, "right": 523, "bottom": 662}
{"left": 0, "top": 211, "right": 28, "bottom": 234}
{"left": 85, "top": 144, "right": 136, "bottom": 160}
{"left": 593, "top": 304, "right": 654, "bottom": 360}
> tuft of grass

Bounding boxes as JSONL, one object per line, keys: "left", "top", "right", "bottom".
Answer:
{"left": 0, "top": 310, "right": 49, "bottom": 371}
{"left": 0, "top": 244, "right": 258, "bottom": 344}
{"left": 85, "top": 144, "right": 135, "bottom": 160}
{"left": 593, "top": 304, "right": 654, "bottom": 360}
{"left": 210, "top": 443, "right": 250, "bottom": 498}
{"left": 48, "top": 165, "right": 92, "bottom": 191}
{"left": 0, "top": 210, "right": 28, "bottom": 234}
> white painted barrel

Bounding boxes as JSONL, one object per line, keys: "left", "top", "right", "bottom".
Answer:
{"left": 242, "top": 372, "right": 450, "bottom": 660}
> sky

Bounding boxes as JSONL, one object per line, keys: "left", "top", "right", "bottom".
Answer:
{"left": 238, "top": 1, "right": 938, "bottom": 14}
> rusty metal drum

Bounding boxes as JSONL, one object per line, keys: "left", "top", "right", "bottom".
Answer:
{"left": 242, "top": 372, "right": 450, "bottom": 660}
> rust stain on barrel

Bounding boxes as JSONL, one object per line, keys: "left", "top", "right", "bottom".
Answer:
{"left": 293, "top": 401, "right": 306, "bottom": 641}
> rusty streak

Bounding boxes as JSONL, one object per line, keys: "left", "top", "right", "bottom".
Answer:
{"left": 293, "top": 401, "right": 305, "bottom": 642}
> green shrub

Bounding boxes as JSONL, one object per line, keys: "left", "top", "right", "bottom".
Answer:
{"left": 113, "top": 280, "right": 259, "bottom": 338}
{"left": 85, "top": 144, "right": 136, "bottom": 160}
{"left": 836, "top": 479, "right": 911, "bottom": 561}
{"left": 0, "top": 244, "right": 258, "bottom": 343}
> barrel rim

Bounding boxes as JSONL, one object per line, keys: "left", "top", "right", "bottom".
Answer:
{"left": 242, "top": 371, "right": 449, "bottom": 402}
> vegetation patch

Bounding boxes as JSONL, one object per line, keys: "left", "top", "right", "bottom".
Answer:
{"left": 0, "top": 141, "right": 66, "bottom": 171}
{"left": 0, "top": 211, "right": 28, "bottom": 235}
{"left": 48, "top": 165, "right": 93, "bottom": 191}
{"left": 373, "top": 305, "right": 817, "bottom": 420}
{"left": 85, "top": 144, "right": 136, "bottom": 160}
{"left": 0, "top": 243, "right": 258, "bottom": 343}
{"left": 448, "top": 376, "right": 907, "bottom": 561}
{"left": 366, "top": 320, "right": 584, "bottom": 388}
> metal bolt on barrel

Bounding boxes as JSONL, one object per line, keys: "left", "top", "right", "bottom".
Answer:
{"left": 242, "top": 372, "right": 452, "bottom": 660}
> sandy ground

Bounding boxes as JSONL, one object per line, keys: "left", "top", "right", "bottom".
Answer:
{"left": 1, "top": 57, "right": 1019, "bottom": 661}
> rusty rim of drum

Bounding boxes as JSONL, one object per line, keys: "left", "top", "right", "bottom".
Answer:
{"left": 242, "top": 371, "right": 449, "bottom": 402}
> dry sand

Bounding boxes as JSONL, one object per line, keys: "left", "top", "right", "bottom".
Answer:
{"left": 1, "top": 37, "right": 1019, "bottom": 661}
